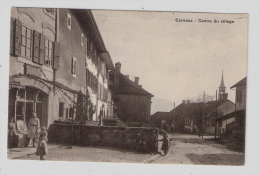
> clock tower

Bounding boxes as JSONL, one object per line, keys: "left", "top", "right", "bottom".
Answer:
{"left": 219, "top": 71, "right": 228, "bottom": 101}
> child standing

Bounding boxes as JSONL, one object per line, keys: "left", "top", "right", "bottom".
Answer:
{"left": 36, "top": 126, "right": 48, "bottom": 160}
{"left": 160, "top": 133, "right": 169, "bottom": 156}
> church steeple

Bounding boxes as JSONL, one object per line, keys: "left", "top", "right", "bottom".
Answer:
{"left": 219, "top": 70, "right": 228, "bottom": 101}
{"left": 219, "top": 70, "right": 225, "bottom": 88}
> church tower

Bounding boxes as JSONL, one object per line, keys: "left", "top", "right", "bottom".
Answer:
{"left": 219, "top": 70, "right": 228, "bottom": 101}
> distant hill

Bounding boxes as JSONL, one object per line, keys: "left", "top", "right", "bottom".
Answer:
{"left": 151, "top": 98, "right": 175, "bottom": 115}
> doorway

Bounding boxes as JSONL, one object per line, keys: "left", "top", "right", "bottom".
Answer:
{"left": 10, "top": 87, "right": 47, "bottom": 132}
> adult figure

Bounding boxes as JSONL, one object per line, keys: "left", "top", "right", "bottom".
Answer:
{"left": 149, "top": 130, "right": 158, "bottom": 155}
{"left": 134, "top": 132, "right": 142, "bottom": 152}
{"left": 8, "top": 118, "right": 17, "bottom": 148}
{"left": 28, "top": 112, "right": 40, "bottom": 147}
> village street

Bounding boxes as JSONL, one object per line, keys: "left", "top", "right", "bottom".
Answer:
{"left": 10, "top": 133, "right": 244, "bottom": 165}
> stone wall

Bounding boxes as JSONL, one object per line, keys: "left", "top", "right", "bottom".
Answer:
{"left": 48, "top": 124, "right": 159, "bottom": 152}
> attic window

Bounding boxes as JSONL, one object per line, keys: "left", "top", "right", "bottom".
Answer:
{"left": 67, "top": 13, "right": 71, "bottom": 30}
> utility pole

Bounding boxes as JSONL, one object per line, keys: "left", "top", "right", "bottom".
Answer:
{"left": 215, "top": 90, "right": 217, "bottom": 139}
{"left": 202, "top": 91, "right": 205, "bottom": 138}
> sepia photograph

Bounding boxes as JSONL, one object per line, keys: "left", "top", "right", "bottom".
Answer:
{"left": 1, "top": 1, "right": 259, "bottom": 175}
{"left": 6, "top": 7, "right": 248, "bottom": 164}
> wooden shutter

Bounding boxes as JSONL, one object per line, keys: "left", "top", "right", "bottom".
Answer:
{"left": 91, "top": 73, "right": 93, "bottom": 89}
{"left": 95, "top": 77, "right": 97, "bottom": 93}
{"left": 74, "top": 59, "right": 76, "bottom": 74}
{"left": 87, "top": 37, "right": 90, "bottom": 58}
{"left": 10, "top": 17, "right": 15, "bottom": 55}
{"left": 39, "top": 34, "right": 45, "bottom": 65}
{"left": 86, "top": 69, "right": 88, "bottom": 86}
{"left": 87, "top": 70, "right": 89, "bottom": 86}
{"left": 71, "top": 58, "right": 74, "bottom": 73}
{"left": 32, "top": 30, "right": 40, "bottom": 63}
{"left": 14, "top": 19, "right": 22, "bottom": 56}
{"left": 53, "top": 41, "right": 60, "bottom": 70}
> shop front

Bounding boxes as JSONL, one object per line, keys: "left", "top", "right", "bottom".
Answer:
{"left": 8, "top": 76, "right": 50, "bottom": 148}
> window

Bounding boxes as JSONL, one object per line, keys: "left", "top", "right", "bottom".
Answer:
{"left": 90, "top": 41, "right": 94, "bottom": 62}
{"left": 86, "top": 37, "right": 97, "bottom": 64}
{"left": 67, "top": 13, "right": 71, "bottom": 30}
{"left": 21, "top": 25, "right": 32, "bottom": 59}
{"left": 59, "top": 102, "right": 64, "bottom": 117}
{"left": 69, "top": 107, "right": 73, "bottom": 118}
{"left": 86, "top": 37, "right": 91, "bottom": 59}
{"left": 71, "top": 57, "right": 76, "bottom": 76}
{"left": 45, "top": 38, "right": 53, "bottom": 66}
{"left": 81, "top": 33, "right": 84, "bottom": 46}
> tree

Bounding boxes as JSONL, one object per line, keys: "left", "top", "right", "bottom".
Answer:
{"left": 188, "top": 93, "right": 215, "bottom": 103}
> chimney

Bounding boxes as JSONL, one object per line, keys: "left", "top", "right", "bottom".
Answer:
{"left": 125, "top": 75, "right": 129, "bottom": 79}
{"left": 135, "top": 77, "right": 139, "bottom": 85}
{"left": 182, "top": 100, "right": 186, "bottom": 104}
{"left": 114, "top": 62, "right": 121, "bottom": 86}
{"left": 187, "top": 100, "right": 191, "bottom": 104}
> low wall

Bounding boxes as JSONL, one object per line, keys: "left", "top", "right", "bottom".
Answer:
{"left": 48, "top": 124, "right": 159, "bottom": 152}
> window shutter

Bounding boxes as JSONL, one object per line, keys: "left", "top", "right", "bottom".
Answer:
{"left": 94, "top": 50, "right": 98, "bottom": 66}
{"left": 71, "top": 58, "right": 74, "bottom": 73}
{"left": 95, "top": 77, "right": 97, "bottom": 93}
{"left": 10, "top": 17, "right": 15, "bottom": 55}
{"left": 32, "top": 30, "right": 40, "bottom": 63}
{"left": 87, "top": 70, "right": 89, "bottom": 86}
{"left": 14, "top": 19, "right": 22, "bottom": 56}
{"left": 97, "top": 56, "right": 100, "bottom": 71}
{"left": 39, "top": 33, "right": 45, "bottom": 65}
{"left": 74, "top": 59, "right": 76, "bottom": 73}
{"left": 87, "top": 37, "right": 90, "bottom": 58}
{"left": 53, "top": 41, "right": 60, "bottom": 70}
{"left": 86, "top": 69, "right": 88, "bottom": 86}
{"left": 91, "top": 74, "right": 94, "bottom": 89}
{"left": 88, "top": 70, "right": 90, "bottom": 86}
{"left": 98, "top": 82, "right": 100, "bottom": 98}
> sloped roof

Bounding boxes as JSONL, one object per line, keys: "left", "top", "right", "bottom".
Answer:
{"left": 170, "top": 102, "right": 205, "bottom": 119}
{"left": 150, "top": 112, "right": 171, "bottom": 121}
{"left": 109, "top": 72, "right": 153, "bottom": 96}
{"left": 230, "top": 77, "right": 247, "bottom": 88}
{"left": 205, "top": 100, "right": 235, "bottom": 115}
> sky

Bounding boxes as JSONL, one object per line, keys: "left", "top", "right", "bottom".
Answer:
{"left": 92, "top": 10, "right": 248, "bottom": 105}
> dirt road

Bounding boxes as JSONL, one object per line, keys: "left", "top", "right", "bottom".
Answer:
{"left": 13, "top": 134, "right": 244, "bottom": 165}
{"left": 150, "top": 134, "right": 245, "bottom": 165}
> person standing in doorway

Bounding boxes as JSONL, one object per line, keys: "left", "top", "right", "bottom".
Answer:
{"left": 8, "top": 118, "right": 17, "bottom": 148}
{"left": 28, "top": 112, "right": 40, "bottom": 147}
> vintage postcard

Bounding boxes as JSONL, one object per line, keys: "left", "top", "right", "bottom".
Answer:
{"left": 6, "top": 7, "right": 248, "bottom": 167}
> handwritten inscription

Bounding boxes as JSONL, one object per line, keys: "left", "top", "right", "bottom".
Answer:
{"left": 175, "top": 18, "right": 235, "bottom": 24}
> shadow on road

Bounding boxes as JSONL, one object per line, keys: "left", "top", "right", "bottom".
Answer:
{"left": 185, "top": 153, "right": 245, "bottom": 166}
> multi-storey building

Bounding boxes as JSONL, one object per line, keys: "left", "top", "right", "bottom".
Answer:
{"left": 8, "top": 8, "right": 113, "bottom": 147}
